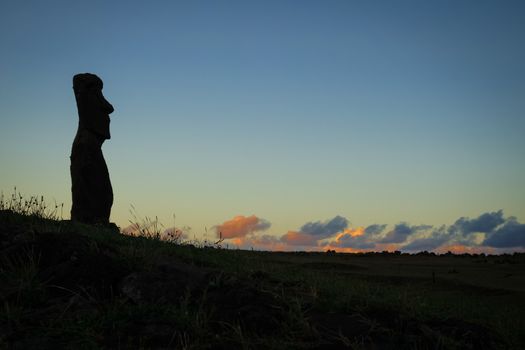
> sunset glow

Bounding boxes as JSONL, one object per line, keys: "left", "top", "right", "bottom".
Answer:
{"left": 211, "top": 211, "right": 525, "bottom": 254}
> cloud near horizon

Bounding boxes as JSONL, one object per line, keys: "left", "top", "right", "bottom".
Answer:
{"left": 449, "top": 210, "right": 505, "bottom": 236}
{"left": 365, "top": 224, "right": 387, "bottom": 235}
{"left": 280, "top": 231, "right": 320, "bottom": 246}
{"left": 380, "top": 223, "right": 433, "bottom": 244}
{"left": 326, "top": 227, "right": 377, "bottom": 250}
{"left": 401, "top": 211, "right": 525, "bottom": 252}
{"left": 214, "top": 215, "right": 271, "bottom": 239}
{"left": 299, "top": 215, "right": 349, "bottom": 237}
{"left": 483, "top": 217, "right": 525, "bottom": 248}
{"left": 225, "top": 216, "right": 388, "bottom": 252}
{"left": 400, "top": 225, "right": 449, "bottom": 251}
{"left": 216, "top": 212, "right": 524, "bottom": 253}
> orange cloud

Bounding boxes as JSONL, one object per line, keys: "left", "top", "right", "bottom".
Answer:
{"left": 215, "top": 215, "right": 271, "bottom": 239}
{"left": 321, "top": 244, "right": 366, "bottom": 253}
{"left": 346, "top": 227, "right": 365, "bottom": 237}
{"left": 374, "top": 243, "right": 402, "bottom": 252}
{"left": 434, "top": 244, "right": 497, "bottom": 255}
{"left": 333, "top": 227, "right": 365, "bottom": 241}
{"left": 280, "top": 231, "right": 319, "bottom": 246}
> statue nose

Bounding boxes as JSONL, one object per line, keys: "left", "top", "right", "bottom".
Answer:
{"left": 101, "top": 96, "right": 114, "bottom": 114}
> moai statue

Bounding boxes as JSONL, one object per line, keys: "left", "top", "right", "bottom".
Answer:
{"left": 70, "top": 73, "right": 114, "bottom": 225}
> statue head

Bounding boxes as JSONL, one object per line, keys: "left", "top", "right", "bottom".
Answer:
{"left": 73, "top": 73, "right": 114, "bottom": 115}
{"left": 73, "top": 73, "right": 114, "bottom": 139}
{"left": 73, "top": 73, "right": 103, "bottom": 90}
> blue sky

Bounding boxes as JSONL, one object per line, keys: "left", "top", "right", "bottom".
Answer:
{"left": 1, "top": 0, "right": 524, "bottom": 252}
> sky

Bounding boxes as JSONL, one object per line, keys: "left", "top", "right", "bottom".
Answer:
{"left": 1, "top": 0, "right": 524, "bottom": 253}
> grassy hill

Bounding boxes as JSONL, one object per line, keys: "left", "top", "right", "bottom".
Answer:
{"left": 1, "top": 209, "right": 524, "bottom": 349}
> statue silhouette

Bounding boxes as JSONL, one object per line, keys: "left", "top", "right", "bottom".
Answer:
{"left": 70, "top": 73, "right": 114, "bottom": 225}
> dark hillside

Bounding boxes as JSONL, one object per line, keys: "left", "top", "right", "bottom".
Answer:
{"left": 1, "top": 210, "right": 523, "bottom": 349}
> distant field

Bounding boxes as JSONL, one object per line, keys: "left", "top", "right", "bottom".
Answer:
{"left": 1, "top": 210, "right": 524, "bottom": 349}
{"left": 233, "top": 249, "right": 525, "bottom": 347}
{"left": 265, "top": 250, "right": 525, "bottom": 292}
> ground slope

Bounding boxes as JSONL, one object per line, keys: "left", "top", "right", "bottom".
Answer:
{"left": 1, "top": 210, "right": 523, "bottom": 349}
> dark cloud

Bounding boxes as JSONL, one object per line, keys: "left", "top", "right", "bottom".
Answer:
{"left": 380, "top": 223, "right": 432, "bottom": 244}
{"left": 449, "top": 210, "right": 504, "bottom": 235}
{"left": 483, "top": 217, "right": 525, "bottom": 248}
{"left": 380, "top": 224, "right": 411, "bottom": 244}
{"left": 402, "top": 235, "right": 448, "bottom": 251}
{"left": 364, "top": 224, "right": 387, "bottom": 235}
{"left": 399, "top": 225, "right": 450, "bottom": 251}
{"left": 300, "top": 215, "right": 349, "bottom": 238}
{"left": 402, "top": 212, "right": 524, "bottom": 251}
{"left": 336, "top": 234, "right": 376, "bottom": 249}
